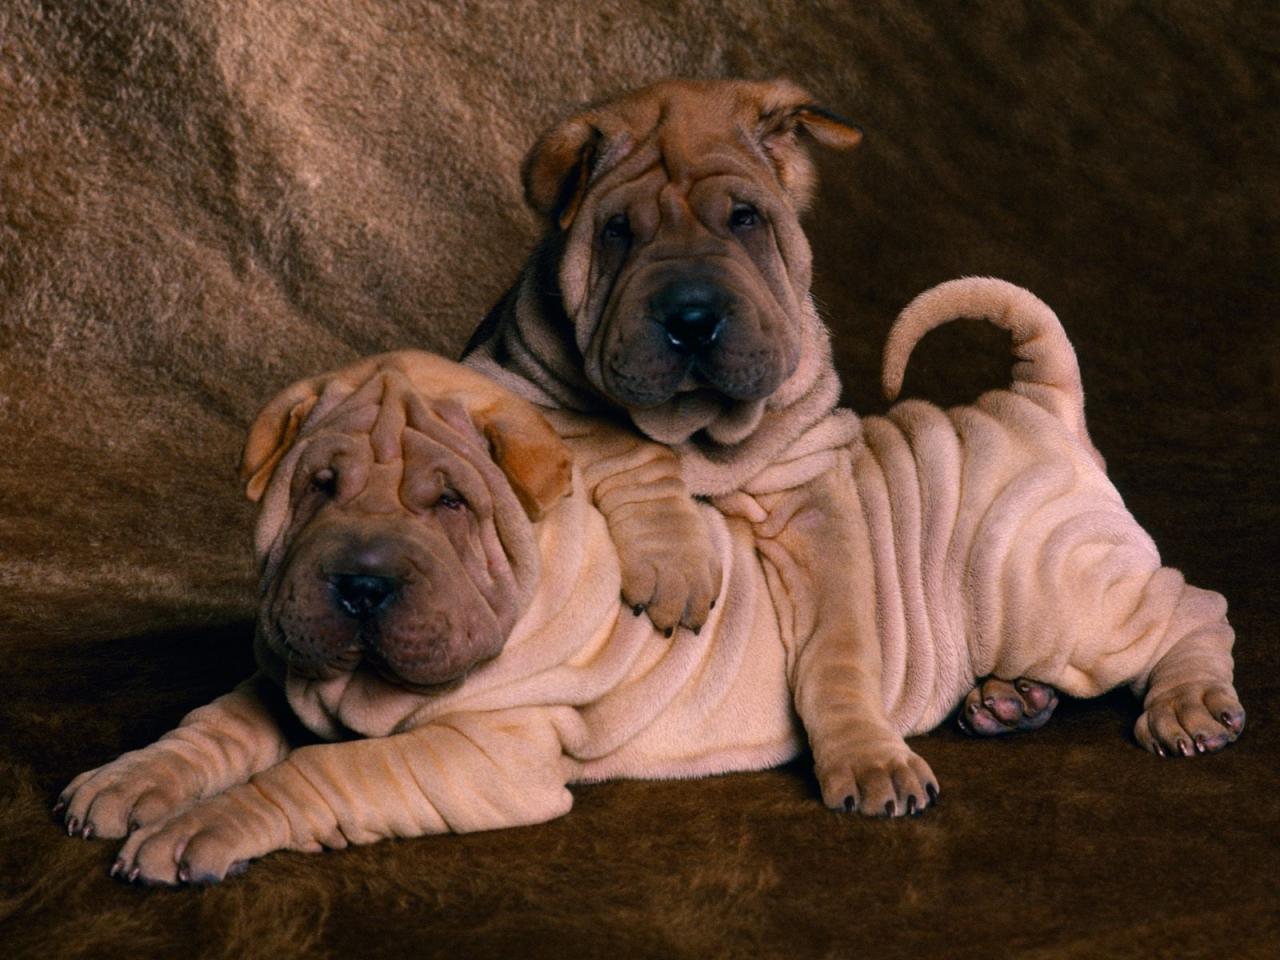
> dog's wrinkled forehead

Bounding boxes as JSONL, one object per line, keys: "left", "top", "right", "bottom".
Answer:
{"left": 251, "top": 373, "right": 505, "bottom": 569}
{"left": 287, "top": 376, "right": 497, "bottom": 512}
{"left": 586, "top": 86, "right": 782, "bottom": 199}
{"left": 525, "top": 78, "right": 861, "bottom": 228}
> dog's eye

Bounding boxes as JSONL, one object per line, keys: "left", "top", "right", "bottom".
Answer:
{"left": 311, "top": 469, "right": 338, "bottom": 497}
{"left": 729, "top": 203, "right": 761, "bottom": 232}
{"left": 601, "top": 214, "right": 631, "bottom": 243}
{"left": 437, "top": 489, "right": 466, "bottom": 511}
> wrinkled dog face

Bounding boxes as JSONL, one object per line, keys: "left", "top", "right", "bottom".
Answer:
{"left": 525, "top": 79, "right": 862, "bottom": 414}
{"left": 241, "top": 358, "right": 570, "bottom": 692}
{"left": 262, "top": 392, "right": 521, "bottom": 689}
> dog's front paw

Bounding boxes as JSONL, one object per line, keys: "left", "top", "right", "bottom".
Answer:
{"left": 612, "top": 497, "right": 723, "bottom": 635}
{"left": 817, "top": 741, "right": 939, "bottom": 817}
{"left": 111, "top": 786, "right": 287, "bottom": 886}
{"left": 55, "top": 750, "right": 197, "bottom": 840}
{"left": 1135, "top": 683, "right": 1245, "bottom": 757}
{"left": 957, "top": 677, "right": 1059, "bottom": 736}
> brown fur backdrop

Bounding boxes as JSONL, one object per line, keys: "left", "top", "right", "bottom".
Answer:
{"left": 2, "top": 1, "right": 1277, "bottom": 957}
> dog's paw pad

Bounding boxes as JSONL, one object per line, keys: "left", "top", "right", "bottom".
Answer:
{"left": 957, "top": 677, "right": 1059, "bottom": 736}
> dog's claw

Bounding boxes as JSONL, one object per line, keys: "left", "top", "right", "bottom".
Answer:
{"left": 1136, "top": 684, "right": 1245, "bottom": 758}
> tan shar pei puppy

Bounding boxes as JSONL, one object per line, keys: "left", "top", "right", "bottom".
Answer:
{"left": 56, "top": 351, "right": 821, "bottom": 884}
{"left": 466, "top": 77, "right": 1040, "bottom": 815}
{"left": 56, "top": 272, "right": 1244, "bottom": 882}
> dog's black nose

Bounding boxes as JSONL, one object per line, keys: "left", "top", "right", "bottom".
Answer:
{"left": 652, "top": 281, "right": 726, "bottom": 353}
{"left": 330, "top": 574, "right": 399, "bottom": 619}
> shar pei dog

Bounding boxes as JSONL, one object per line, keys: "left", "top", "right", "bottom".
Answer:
{"left": 56, "top": 351, "right": 812, "bottom": 884}
{"left": 57, "top": 278, "right": 1244, "bottom": 883}
{"left": 466, "top": 77, "right": 1054, "bottom": 815}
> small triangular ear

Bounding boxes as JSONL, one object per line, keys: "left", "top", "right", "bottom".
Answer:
{"left": 522, "top": 117, "right": 603, "bottom": 229}
{"left": 239, "top": 386, "right": 320, "bottom": 502}
{"left": 471, "top": 397, "right": 572, "bottom": 521}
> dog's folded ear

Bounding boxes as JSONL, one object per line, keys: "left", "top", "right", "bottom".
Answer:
{"left": 374, "top": 351, "right": 574, "bottom": 520}
{"left": 788, "top": 104, "right": 864, "bottom": 150}
{"left": 754, "top": 79, "right": 863, "bottom": 209}
{"left": 470, "top": 398, "right": 573, "bottom": 521}
{"left": 240, "top": 384, "right": 320, "bottom": 502}
{"left": 523, "top": 118, "right": 603, "bottom": 229}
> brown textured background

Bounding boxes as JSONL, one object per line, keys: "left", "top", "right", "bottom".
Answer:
{"left": 2, "top": 2, "right": 1277, "bottom": 958}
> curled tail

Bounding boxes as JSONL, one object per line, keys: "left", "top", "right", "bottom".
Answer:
{"left": 882, "top": 277, "right": 1104, "bottom": 470}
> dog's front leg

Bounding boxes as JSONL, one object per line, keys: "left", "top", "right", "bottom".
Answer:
{"left": 551, "top": 412, "right": 722, "bottom": 635}
{"left": 57, "top": 674, "right": 292, "bottom": 840}
{"left": 111, "top": 706, "right": 572, "bottom": 885}
{"left": 753, "top": 471, "right": 938, "bottom": 817}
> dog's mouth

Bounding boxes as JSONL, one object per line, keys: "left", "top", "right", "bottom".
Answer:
{"left": 603, "top": 348, "right": 691, "bottom": 408}
{"left": 603, "top": 337, "right": 784, "bottom": 411}
{"left": 274, "top": 623, "right": 360, "bottom": 681}
{"left": 364, "top": 656, "right": 470, "bottom": 695}
{"left": 272, "top": 614, "right": 487, "bottom": 694}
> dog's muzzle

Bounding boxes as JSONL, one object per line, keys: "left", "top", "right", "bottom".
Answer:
{"left": 268, "top": 528, "right": 508, "bottom": 690}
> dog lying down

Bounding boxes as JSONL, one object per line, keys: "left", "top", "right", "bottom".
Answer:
{"left": 57, "top": 278, "right": 1244, "bottom": 884}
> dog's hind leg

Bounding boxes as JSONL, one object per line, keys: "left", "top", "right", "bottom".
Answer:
{"left": 1129, "top": 574, "right": 1245, "bottom": 756}
{"left": 999, "top": 532, "right": 1245, "bottom": 757}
